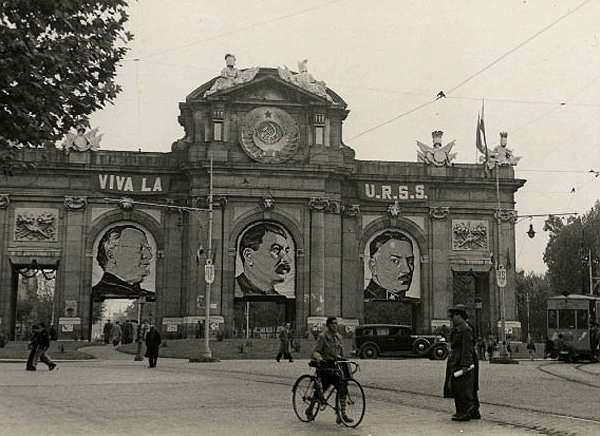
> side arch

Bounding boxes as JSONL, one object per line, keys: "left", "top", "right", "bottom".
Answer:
{"left": 359, "top": 216, "right": 426, "bottom": 255}
{"left": 358, "top": 215, "right": 429, "bottom": 329}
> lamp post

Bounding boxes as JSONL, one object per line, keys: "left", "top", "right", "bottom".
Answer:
{"left": 193, "top": 157, "right": 215, "bottom": 361}
{"left": 134, "top": 296, "right": 145, "bottom": 361}
{"left": 526, "top": 292, "right": 531, "bottom": 342}
{"left": 494, "top": 160, "right": 509, "bottom": 359}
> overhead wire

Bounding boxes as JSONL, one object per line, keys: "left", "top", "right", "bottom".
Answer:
{"left": 138, "top": 0, "right": 346, "bottom": 61}
{"left": 347, "top": 0, "right": 593, "bottom": 141}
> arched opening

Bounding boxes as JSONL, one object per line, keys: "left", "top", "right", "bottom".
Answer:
{"left": 232, "top": 220, "right": 297, "bottom": 338}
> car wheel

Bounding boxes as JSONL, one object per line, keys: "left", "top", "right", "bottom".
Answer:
{"left": 361, "top": 344, "right": 379, "bottom": 359}
{"left": 412, "top": 339, "right": 430, "bottom": 355}
{"left": 431, "top": 345, "right": 449, "bottom": 360}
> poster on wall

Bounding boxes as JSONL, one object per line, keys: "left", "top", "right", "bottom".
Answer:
{"left": 363, "top": 229, "right": 420, "bottom": 301}
{"left": 234, "top": 221, "right": 295, "bottom": 299}
{"left": 91, "top": 222, "right": 157, "bottom": 301}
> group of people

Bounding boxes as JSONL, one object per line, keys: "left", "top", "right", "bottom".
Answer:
{"left": 103, "top": 320, "right": 139, "bottom": 346}
{"left": 102, "top": 319, "right": 161, "bottom": 367}
{"left": 25, "top": 322, "right": 57, "bottom": 372}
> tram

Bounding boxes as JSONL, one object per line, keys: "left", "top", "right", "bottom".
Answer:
{"left": 547, "top": 294, "right": 600, "bottom": 362}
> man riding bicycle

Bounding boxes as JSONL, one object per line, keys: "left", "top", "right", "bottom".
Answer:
{"left": 307, "top": 316, "right": 353, "bottom": 423}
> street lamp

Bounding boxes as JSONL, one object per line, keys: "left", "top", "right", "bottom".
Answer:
{"left": 190, "top": 156, "right": 217, "bottom": 362}
{"left": 134, "top": 296, "right": 146, "bottom": 361}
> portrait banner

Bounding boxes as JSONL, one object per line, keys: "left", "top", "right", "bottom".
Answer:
{"left": 363, "top": 229, "right": 421, "bottom": 300}
{"left": 234, "top": 221, "right": 295, "bottom": 299}
{"left": 91, "top": 221, "right": 157, "bottom": 301}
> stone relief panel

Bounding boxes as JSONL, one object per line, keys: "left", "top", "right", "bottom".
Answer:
{"left": 14, "top": 208, "right": 59, "bottom": 242}
{"left": 452, "top": 220, "right": 489, "bottom": 251}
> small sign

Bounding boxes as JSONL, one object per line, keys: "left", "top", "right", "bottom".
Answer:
{"left": 496, "top": 265, "right": 507, "bottom": 288}
{"left": 205, "top": 264, "right": 215, "bottom": 284}
{"left": 58, "top": 317, "right": 81, "bottom": 325}
{"left": 166, "top": 324, "right": 178, "bottom": 332}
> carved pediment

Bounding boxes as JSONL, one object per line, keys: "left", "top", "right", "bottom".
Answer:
{"left": 187, "top": 70, "right": 346, "bottom": 107}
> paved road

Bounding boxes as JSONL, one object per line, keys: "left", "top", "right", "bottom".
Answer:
{"left": 1, "top": 346, "right": 598, "bottom": 436}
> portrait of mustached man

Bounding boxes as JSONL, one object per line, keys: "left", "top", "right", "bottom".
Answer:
{"left": 236, "top": 223, "right": 293, "bottom": 297}
{"left": 364, "top": 231, "right": 415, "bottom": 300}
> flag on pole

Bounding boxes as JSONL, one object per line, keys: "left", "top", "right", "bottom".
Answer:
{"left": 475, "top": 101, "right": 489, "bottom": 174}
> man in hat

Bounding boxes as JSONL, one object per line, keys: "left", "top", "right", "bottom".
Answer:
{"left": 443, "top": 304, "right": 477, "bottom": 421}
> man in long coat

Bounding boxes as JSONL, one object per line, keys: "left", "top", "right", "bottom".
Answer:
{"left": 443, "top": 304, "right": 476, "bottom": 421}
{"left": 103, "top": 320, "right": 113, "bottom": 344}
{"left": 144, "top": 325, "right": 162, "bottom": 368}
{"left": 276, "top": 323, "right": 293, "bottom": 362}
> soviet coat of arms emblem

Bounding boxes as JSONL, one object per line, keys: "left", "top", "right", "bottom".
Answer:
{"left": 240, "top": 107, "right": 299, "bottom": 163}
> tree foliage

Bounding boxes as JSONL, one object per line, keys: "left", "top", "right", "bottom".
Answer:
{"left": 543, "top": 201, "right": 600, "bottom": 294}
{"left": 0, "top": 0, "right": 132, "bottom": 151}
{"left": 515, "top": 271, "right": 553, "bottom": 341}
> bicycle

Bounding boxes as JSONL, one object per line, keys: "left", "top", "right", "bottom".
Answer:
{"left": 292, "top": 359, "right": 366, "bottom": 428}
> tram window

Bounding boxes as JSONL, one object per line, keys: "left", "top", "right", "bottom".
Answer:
{"left": 558, "top": 309, "right": 576, "bottom": 329}
{"left": 548, "top": 310, "right": 557, "bottom": 328}
{"left": 576, "top": 310, "right": 588, "bottom": 329}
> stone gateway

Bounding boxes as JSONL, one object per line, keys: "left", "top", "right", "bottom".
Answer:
{"left": 0, "top": 59, "right": 525, "bottom": 341}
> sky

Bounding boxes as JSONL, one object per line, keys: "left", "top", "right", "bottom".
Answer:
{"left": 90, "top": 0, "right": 600, "bottom": 274}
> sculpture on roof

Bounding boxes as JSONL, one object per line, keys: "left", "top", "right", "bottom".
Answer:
{"left": 416, "top": 130, "right": 456, "bottom": 167}
{"left": 62, "top": 125, "right": 102, "bottom": 152}
{"left": 203, "top": 54, "right": 259, "bottom": 97}
{"left": 278, "top": 59, "right": 332, "bottom": 102}
{"left": 484, "top": 132, "right": 521, "bottom": 169}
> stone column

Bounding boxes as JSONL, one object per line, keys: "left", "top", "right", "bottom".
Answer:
{"left": 429, "top": 207, "right": 450, "bottom": 328}
{"left": 63, "top": 196, "right": 87, "bottom": 339}
{"left": 0, "top": 195, "right": 10, "bottom": 337}
{"left": 309, "top": 198, "right": 327, "bottom": 318}
{"left": 341, "top": 205, "right": 361, "bottom": 322}
{"left": 324, "top": 201, "right": 342, "bottom": 317}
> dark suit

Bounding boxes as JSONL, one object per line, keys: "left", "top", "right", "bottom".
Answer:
{"left": 92, "top": 272, "right": 155, "bottom": 301}
{"left": 364, "top": 279, "right": 407, "bottom": 300}
{"left": 144, "top": 329, "right": 162, "bottom": 368}
{"left": 236, "top": 273, "right": 282, "bottom": 298}
{"left": 443, "top": 322, "right": 475, "bottom": 417}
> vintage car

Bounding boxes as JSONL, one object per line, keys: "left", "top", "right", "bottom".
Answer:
{"left": 352, "top": 324, "right": 448, "bottom": 360}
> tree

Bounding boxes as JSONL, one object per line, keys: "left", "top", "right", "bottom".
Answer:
{"left": 515, "top": 271, "right": 553, "bottom": 341}
{"left": 0, "top": 0, "right": 132, "bottom": 155}
{"left": 543, "top": 202, "right": 600, "bottom": 294}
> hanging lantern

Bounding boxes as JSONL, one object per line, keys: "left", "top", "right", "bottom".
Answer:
{"left": 527, "top": 223, "right": 536, "bottom": 239}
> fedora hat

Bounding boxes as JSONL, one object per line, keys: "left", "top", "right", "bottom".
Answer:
{"left": 448, "top": 304, "right": 469, "bottom": 317}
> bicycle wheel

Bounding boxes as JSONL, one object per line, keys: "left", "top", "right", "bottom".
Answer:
{"left": 292, "top": 375, "right": 321, "bottom": 422}
{"left": 336, "top": 379, "right": 366, "bottom": 428}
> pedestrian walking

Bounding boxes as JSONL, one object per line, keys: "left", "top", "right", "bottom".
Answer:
{"left": 26, "top": 324, "right": 41, "bottom": 371}
{"left": 527, "top": 338, "right": 536, "bottom": 360}
{"left": 486, "top": 337, "right": 494, "bottom": 361}
{"left": 506, "top": 340, "right": 512, "bottom": 359}
{"left": 103, "top": 320, "right": 113, "bottom": 344}
{"left": 276, "top": 322, "right": 293, "bottom": 362}
{"left": 477, "top": 337, "right": 485, "bottom": 361}
{"left": 544, "top": 336, "right": 554, "bottom": 359}
{"left": 33, "top": 323, "right": 57, "bottom": 371}
{"left": 144, "top": 324, "right": 161, "bottom": 368}
{"left": 443, "top": 304, "right": 476, "bottom": 422}
{"left": 112, "top": 321, "right": 122, "bottom": 347}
